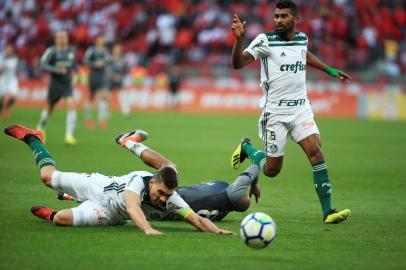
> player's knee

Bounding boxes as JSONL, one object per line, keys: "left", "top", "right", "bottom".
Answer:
{"left": 233, "top": 197, "right": 250, "bottom": 212}
{"left": 264, "top": 166, "right": 281, "bottom": 177}
{"left": 308, "top": 148, "right": 324, "bottom": 164}
{"left": 40, "top": 167, "right": 55, "bottom": 187}
{"left": 53, "top": 212, "right": 72, "bottom": 226}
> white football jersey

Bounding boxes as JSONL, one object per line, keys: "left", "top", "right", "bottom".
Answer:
{"left": 105, "top": 171, "right": 190, "bottom": 220}
{"left": 0, "top": 55, "right": 18, "bottom": 80}
{"left": 244, "top": 31, "right": 311, "bottom": 114}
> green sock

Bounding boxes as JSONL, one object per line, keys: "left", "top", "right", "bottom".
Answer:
{"left": 243, "top": 143, "right": 266, "bottom": 167}
{"left": 26, "top": 136, "right": 56, "bottom": 169}
{"left": 312, "top": 162, "right": 332, "bottom": 217}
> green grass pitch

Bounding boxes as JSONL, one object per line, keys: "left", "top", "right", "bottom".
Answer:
{"left": 0, "top": 108, "right": 405, "bottom": 270}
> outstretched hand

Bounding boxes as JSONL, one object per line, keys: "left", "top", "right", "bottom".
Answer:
{"left": 249, "top": 185, "right": 261, "bottom": 203}
{"left": 231, "top": 14, "right": 246, "bottom": 39}
{"left": 218, "top": 229, "right": 236, "bottom": 236}
{"left": 145, "top": 228, "right": 162, "bottom": 235}
{"left": 335, "top": 70, "right": 352, "bottom": 84}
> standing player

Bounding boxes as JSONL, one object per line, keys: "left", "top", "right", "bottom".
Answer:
{"left": 4, "top": 124, "right": 234, "bottom": 235}
{"left": 230, "top": 0, "right": 351, "bottom": 223}
{"left": 37, "top": 31, "right": 78, "bottom": 145}
{"left": 108, "top": 43, "right": 130, "bottom": 116}
{"left": 84, "top": 35, "right": 111, "bottom": 128}
{"left": 0, "top": 44, "right": 19, "bottom": 119}
{"left": 166, "top": 65, "right": 182, "bottom": 109}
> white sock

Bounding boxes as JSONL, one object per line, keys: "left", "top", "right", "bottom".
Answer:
{"left": 85, "top": 102, "right": 93, "bottom": 120}
{"left": 65, "top": 110, "right": 77, "bottom": 137}
{"left": 38, "top": 109, "right": 48, "bottom": 129}
{"left": 119, "top": 91, "right": 130, "bottom": 116}
{"left": 97, "top": 100, "right": 109, "bottom": 121}
{"left": 124, "top": 141, "right": 149, "bottom": 157}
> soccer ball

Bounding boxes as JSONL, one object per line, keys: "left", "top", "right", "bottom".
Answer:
{"left": 240, "top": 212, "right": 276, "bottom": 249}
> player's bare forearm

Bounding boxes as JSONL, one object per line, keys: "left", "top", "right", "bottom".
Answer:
{"left": 306, "top": 51, "right": 328, "bottom": 71}
{"left": 186, "top": 212, "right": 235, "bottom": 235}
{"left": 232, "top": 38, "right": 245, "bottom": 69}
{"left": 139, "top": 149, "right": 176, "bottom": 171}
{"left": 306, "top": 50, "right": 351, "bottom": 83}
{"left": 124, "top": 191, "right": 161, "bottom": 235}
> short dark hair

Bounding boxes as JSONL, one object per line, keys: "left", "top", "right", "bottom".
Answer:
{"left": 276, "top": 0, "right": 298, "bottom": 16}
{"left": 155, "top": 167, "right": 178, "bottom": 189}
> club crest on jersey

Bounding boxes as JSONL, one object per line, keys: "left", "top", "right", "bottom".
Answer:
{"left": 270, "top": 144, "right": 278, "bottom": 154}
{"left": 280, "top": 61, "right": 305, "bottom": 73}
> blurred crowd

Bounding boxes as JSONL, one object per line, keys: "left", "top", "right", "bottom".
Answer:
{"left": 0, "top": 0, "right": 405, "bottom": 80}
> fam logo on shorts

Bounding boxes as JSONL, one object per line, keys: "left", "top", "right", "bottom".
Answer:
{"left": 270, "top": 144, "right": 278, "bottom": 154}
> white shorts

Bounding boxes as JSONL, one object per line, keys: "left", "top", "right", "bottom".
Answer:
{"left": 258, "top": 108, "right": 320, "bottom": 157}
{"left": 0, "top": 77, "right": 18, "bottom": 97}
{"left": 51, "top": 171, "right": 125, "bottom": 226}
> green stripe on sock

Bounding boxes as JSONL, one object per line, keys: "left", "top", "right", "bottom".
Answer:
{"left": 312, "top": 162, "right": 332, "bottom": 217}
{"left": 28, "top": 137, "right": 56, "bottom": 169}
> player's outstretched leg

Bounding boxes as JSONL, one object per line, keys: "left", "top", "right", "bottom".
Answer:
{"left": 231, "top": 138, "right": 250, "bottom": 169}
{"left": 231, "top": 138, "right": 266, "bottom": 170}
{"left": 4, "top": 124, "right": 45, "bottom": 144}
{"left": 31, "top": 205, "right": 58, "bottom": 221}
{"left": 31, "top": 205, "right": 74, "bottom": 226}
{"left": 116, "top": 129, "right": 148, "bottom": 147}
{"left": 4, "top": 124, "right": 56, "bottom": 186}
{"left": 226, "top": 164, "right": 260, "bottom": 212}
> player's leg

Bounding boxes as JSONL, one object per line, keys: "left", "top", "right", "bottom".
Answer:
{"left": 293, "top": 113, "right": 350, "bottom": 223}
{"left": 5, "top": 94, "right": 17, "bottom": 111}
{"left": 0, "top": 95, "right": 5, "bottom": 116}
{"left": 3, "top": 80, "right": 18, "bottom": 117}
{"left": 96, "top": 88, "right": 110, "bottom": 128}
{"left": 116, "top": 129, "right": 175, "bottom": 170}
{"left": 85, "top": 98, "right": 95, "bottom": 128}
{"left": 32, "top": 201, "right": 113, "bottom": 226}
{"left": 226, "top": 165, "right": 260, "bottom": 212}
{"left": 0, "top": 95, "right": 6, "bottom": 116}
{"left": 64, "top": 94, "right": 77, "bottom": 145}
{"left": 4, "top": 124, "right": 55, "bottom": 187}
{"left": 37, "top": 88, "right": 60, "bottom": 131}
{"left": 118, "top": 87, "right": 131, "bottom": 116}
{"left": 31, "top": 205, "right": 74, "bottom": 226}
{"left": 1, "top": 94, "right": 14, "bottom": 119}
{"left": 231, "top": 114, "right": 287, "bottom": 177}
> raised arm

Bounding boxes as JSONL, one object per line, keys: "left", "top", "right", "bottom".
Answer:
{"left": 185, "top": 211, "right": 235, "bottom": 235}
{"left": 231, "top": 14, "right": 255, "bottom": 69}
{"left": 124, "top": 190, "right": 161, "bottom": 235}
{"left": 306, "top": 50, "right": 351, "bottom": 84}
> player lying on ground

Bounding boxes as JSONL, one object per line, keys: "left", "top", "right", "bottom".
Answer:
{"left": 231, "top": 0, "right": 351, "bottom": 224}
{"left": 4, "top": 125, "right": 234, "bottom": 235}
{"left": 58, "top": 131, "right": 262, "bottom": 221}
